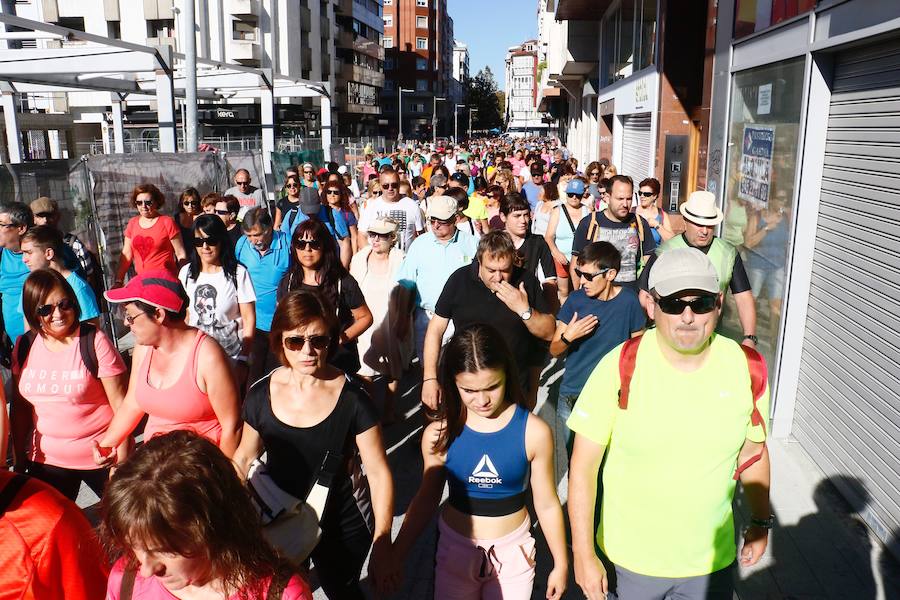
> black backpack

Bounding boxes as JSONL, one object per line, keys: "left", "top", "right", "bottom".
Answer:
{"left": 16, "top": 322, "right": 99, "bottom": 378}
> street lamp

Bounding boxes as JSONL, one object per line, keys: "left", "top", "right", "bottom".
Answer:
{"left": 468, "top": 107, "right": 478, "bottom": 140}
{"left": 432, "top": 96, "right": 446, "bottom": 146}
{"left": 454, "top": 104, "right": 465, "bottom": 143}
{"left": 398, "top": 88, "right": 414, "bottom": 145}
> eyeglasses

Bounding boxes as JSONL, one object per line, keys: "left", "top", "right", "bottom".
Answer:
{"left": 283, "top": 334, "right": 330, "bottom": 352}
{"left": 326, "top": 189, "right": 341, "bottom": 196}
{"left": 656, "top": 295, "right": 718, "bottom": 315}
{"left": 382, "top": 182, "right": 400, "bottom": 190}
{"left": 367, "top": 231, "right": 393, "bottom": 240}
{"left": 294, "top": 239, "right": 322, "bottom": 251}
{"left": 135, "top": 200, "right": 154, "bottom": 207}
{"left": 236, "top": 180, "right": 251, "bottom": 186}
{"left": 214, "top": 209, "right": 232, "bottom": 215}
{"left": 430, "top": 216, "right": 455, "bottom": 226}
{"left": 123, "top": 311, "right": 151, "bottom": 326}
{"left": 37, "top": 298, "right": 76, "bottom": 317}
{"left": 574, "top": 267, "right": 612, "bottom": 282}
{"left": 638, "top": 191, "right": 656, "bottom": 198}
{"left": 192, "top": 236, "right": 221, "bottom": 248}
{"left": 35, "top": 212, "right": 56, "bottom": 219}
{"left": 183, "top": 200, "right": 200, "bottom": 207}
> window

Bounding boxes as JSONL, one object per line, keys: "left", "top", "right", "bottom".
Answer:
{"left": 384, "top": 79, "right": 395, "bottom": 91}
{"left": 383, "top": 36, "right": 393, "bottom": 48}
{"left": 416, "top": 37, "right": 427, "bottom": 50}
{"left": 107, "top": 20, "right": 121, "bottom": 39}
{"left": 416, "top": 79, "right": 429, "bottom": 91}
{"left": 602, "top": 0, "right": 655, "bottom": 84}
{"left": 147, "top": 19, "right": 176, "bottom": 38}
{"left": 233, "top": 19, "right": 257, "bottom": 41}
{"left": 385, "top": 57, "right": 396, "bottom": 70}
{"left": 384, "top": 15, "right": 392, "bottom": 27}
{"left": 416, "top": 57, "right": 427, "bottom": 70}
{"left": 348, "top": 81, "right": 379, "bottom": 106}
{"left": 416, "top": 0, "right": 427, "bottom": 6}
{"left": 57, "top": 16, "right": 85, "bottom": 31}
{"left": 734, "top": 0, "right": 815, "bottom": 38}
{"left": 411, "top": 102, "right": 426, "bottom": 113}
{"left": 416, "top": 15, "right": 427, "bottom": 29}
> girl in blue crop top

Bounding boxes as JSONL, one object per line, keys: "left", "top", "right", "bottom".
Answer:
{"left": 381, "top": 324, "right": 568, "bottom": 600}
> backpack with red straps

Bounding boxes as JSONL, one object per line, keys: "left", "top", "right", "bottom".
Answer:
{"left": 616, "top": 335, "right": 768, "bottom": 480}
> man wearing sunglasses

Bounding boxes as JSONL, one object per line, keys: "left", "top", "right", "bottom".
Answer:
{"left": 638, "top": 191, "right": 757, "bottom": 349}
{"left": 568, "top": 247, "right": 771, "bottom": 600}
{"left": 223, "top": 169, "right": 266, "bottom": 220}
{"left": 358, "top": 170, "right": 424, "bottom": 253}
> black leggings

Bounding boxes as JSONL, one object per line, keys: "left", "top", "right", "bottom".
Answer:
{"left": 26, "top": 461, "right": 109, "bottom": 501}
{"left": 310, "top": 523, "right": 373, "bottom": 599}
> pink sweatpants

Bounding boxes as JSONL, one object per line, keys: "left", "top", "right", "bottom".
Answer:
{"left": 434, "top": 515, "right": 536, "bottom": 600}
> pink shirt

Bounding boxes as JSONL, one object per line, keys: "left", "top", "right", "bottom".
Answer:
{"left": 13, "top": 330, "right": 126, "bottom": 469}
{"left": 106, "top": 558, "right": 313, "bottom": 599}
{"left": 125, "top": 215, "right": 180, "bottom": 275}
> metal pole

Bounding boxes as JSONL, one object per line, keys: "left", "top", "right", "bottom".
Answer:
{"left": 454, "top": 107, "right": 458, "bottom": 143}
{"left": 433, "top": 96, "right": 437, "bottom": 146}
{"left": 468, "top": 108, "right": 472, "bottom": 140}
{"left": 398, "top": 89, "right": 403, "bottom": 145}
{"left": 184, "top": 0, "right": 198, "bottom": 152}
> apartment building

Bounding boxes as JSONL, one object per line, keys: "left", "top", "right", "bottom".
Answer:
{"left": 449, "top": 39, "right": 468, "bottom": 106}
{"left": 0, "top": 0, "right": 383, "bottom": 152}
{"left": 504, "top": 40, "right": 543, "bottom": 136}
{"left": 381, "top": 0, "right": 454, "bottom": 141}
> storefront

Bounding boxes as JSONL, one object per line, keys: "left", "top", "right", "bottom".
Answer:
{"left": 599, "top": 69, "right": 659, "bottom": 181}
{"left": 709, "top": 0, "right": 900, "bottom": 558}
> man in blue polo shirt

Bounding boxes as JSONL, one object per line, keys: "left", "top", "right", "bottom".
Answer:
{"left": 235, "top": 207, "right": 291, "bottom": 383}
{"left": 0, "top": 203, "right": 33, "bottom": 347}
{"left": 395, "top": 196, "right": 477, "bottom": 366}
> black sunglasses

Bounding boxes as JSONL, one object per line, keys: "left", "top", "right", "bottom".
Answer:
{"left": 236, "top": 180, "right": 251, "bottom": 186}
{"left": 326, "top": 189, "right": 341, "bottom": 196}
{"left": 382, "top": 182, "right": 400, "bottom": 190}
{"left": 294, "top": 239, "right": 322, "bottom": 251}
{"left": 215, "top": 209, "right": 232, "bottom": 215}
{"left": 283, "top": 334, "right": 330, "bottom": 352}
{"left": 35, "top": 211, "right": 56, "bottom": 219}
{"left": 135, "top": 200, "right": 154, "bottom": 207}
{"left": 656, "top": 295, "right": 718, "bottom": 315}
{"left": 37, "top": 298, "right": 76, "bottom": 317}
{"left": 183, "top": 200, "right": 200, "bottom": 207}
{"left": 430, "top": 216, "right": 455, "bottom": 226}
{"left": 574, "top": 267, "right": 612, "bottom": 282}
{"left": 638, "top": 191, "right": 656, "bottom": 197}
{"left": 566, "top": 192, "right": 583, "bottom": 198}
{"left": 193, "top": 237, "right": 221, "bottom": 248}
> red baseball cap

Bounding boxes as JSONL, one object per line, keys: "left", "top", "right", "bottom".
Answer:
{"left": 104, "top": 270, "right": 185, "bottom": 312}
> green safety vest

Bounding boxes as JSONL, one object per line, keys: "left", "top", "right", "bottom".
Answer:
{"left": 657, "top": 235, "right": 737, "bottom": 293}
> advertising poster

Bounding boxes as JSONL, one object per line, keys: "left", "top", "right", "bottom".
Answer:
{"left": 739, "top": 124, "right": 775, "bottom": 209}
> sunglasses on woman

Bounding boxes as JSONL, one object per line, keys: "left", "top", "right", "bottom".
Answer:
{"left": 294, "top": 239, "right": 322, "bottom": 251}
{"left": 656, "top": 294, "right": 719, "bottom": 315}
{"left": 193, "top": 236, "right": 221, "bottom": 248}
{"left": 37, "top": 298, "right": 76, "bottom": 317}
{"left": 368, "top": 231, "right": 393, "bottom": 240}
{"left": 283, "top": 334, "right": 330, "bottom": 352}
{"left": 135, "top": 200, "right": 154, "bottom": 207}
{"left": 285, "top": 183, "right": 299, "bottom": 189}
{"left": 183, "top": 200, "right": 200, "bottom": 207}
{"left": 638, "top": 191, "right": 656, "bottom": 198}
{"left": 326, "top": 189, "right": 341, "bottom": 196}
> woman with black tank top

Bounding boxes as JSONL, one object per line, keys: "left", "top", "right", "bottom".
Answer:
{"left": 385, "top": 324, "right": 568, "bottom": 599}
{"left": 232, "top": 291, "right": 394, "bottom": 600}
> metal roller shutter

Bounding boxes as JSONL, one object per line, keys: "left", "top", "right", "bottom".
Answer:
{"left": 793, "top": 36, "right": 900, "bottom": 548}
{"left": 621, "top": 113, "right": 652, "bottom": 180}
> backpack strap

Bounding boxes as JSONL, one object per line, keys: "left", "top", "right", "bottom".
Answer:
{"left": 560, "top": 203, "right": 577, "bottom": 234}
{"left": 733, "top": 345, "right": 769, "bottom": 480}
{"left": 78, "top": 322, "right": 99, "bottom": 380}
{"left": 587, "top": 209, "right": 599, "bottom": 242}
{"left": 617, "top": 335, "right": 644, "bottom": 409}
{"left": 15, "top": 329, "right": 38, "bottom": 371}
{"left": 266, "top": 570, "right": 292, "bottom": 600}
{"left": 119, "top": 567, "right": 136, "bottom": 600}
{"left": 0, "top": 473, "right": 28, "bottom": 518}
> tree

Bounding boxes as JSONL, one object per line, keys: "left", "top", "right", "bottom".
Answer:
{"left": 463, "top": 67, "right": 503, "bottom": 132}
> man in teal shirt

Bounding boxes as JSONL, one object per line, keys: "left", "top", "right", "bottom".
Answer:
{"left": 0, "top": 203, "right": 33, "bottom": 345}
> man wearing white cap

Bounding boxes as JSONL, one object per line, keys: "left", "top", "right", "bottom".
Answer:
{"left": 395, "top": 196, "right": 477, "bottom": 377}
{"left": 568, "top": 247, "right": 772, "bottom": 600}
{"left": 639, "top": 190, "right": 757, "bottom": 348}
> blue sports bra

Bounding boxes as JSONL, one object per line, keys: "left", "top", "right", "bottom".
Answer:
{"left": 444, "top": 404, "right": 530, "bottom": 517}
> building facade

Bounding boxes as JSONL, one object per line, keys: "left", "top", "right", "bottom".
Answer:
{"left": 504, "top": 39, "right": 544, "bottom": 136}
{"left": 381, "top": 0, "right": 454, "bottom": 141}
{"left": 450, "top": 39, "right": 468, "bottom": 106}
{"left": 0, "top": 0, "right": 384, "bottom": 153}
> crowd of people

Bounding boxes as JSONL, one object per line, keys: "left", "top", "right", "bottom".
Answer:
{"left": 0, "top": 137, "right": 775, "bottom": 600}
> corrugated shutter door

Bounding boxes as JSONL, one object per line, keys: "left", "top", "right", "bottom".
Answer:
{"left": 793, "top": 36, "right": 900, "bottom": 548}
{"left": 621, "top": 113, "right": 652, "bottom": 180}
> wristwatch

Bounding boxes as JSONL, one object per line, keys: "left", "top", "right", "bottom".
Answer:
{"left": 743, "top": 334, "right": 759, "bottom": 344}
{"left": 520, "top": 307, "right": 532, "bottom": 321}
{"left": 750, "top": 514, "right": 775, "bottom": 529}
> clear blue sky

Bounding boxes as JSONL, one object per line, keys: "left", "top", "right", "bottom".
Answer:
{"left": 449, "top": 0, "right": 538, "bottom": 91}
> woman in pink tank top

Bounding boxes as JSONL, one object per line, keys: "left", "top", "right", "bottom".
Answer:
{"left": 94, "top": 271, "right": 241, "bottom": 466}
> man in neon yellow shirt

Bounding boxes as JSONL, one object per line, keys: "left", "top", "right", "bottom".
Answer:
{"left": 568, "top": 247, "right": 772, "bottom": 600}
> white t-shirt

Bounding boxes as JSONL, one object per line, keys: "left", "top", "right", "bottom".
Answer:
{"left": 178, "top": 264, "right": 256, "bottom": 360}
{"left": 358, "top": 196, "right": 425, "bottom": 252}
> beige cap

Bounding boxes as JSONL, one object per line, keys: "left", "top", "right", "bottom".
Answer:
{"left": 30, "top": 196, "right": 58, "bottom": 214}
{"left": 648, "top": 247, "right": 720, "bottom": 297}
{"left": 679, "top": 190, "right": 723, "bottom": 226}
{"left": 426, "top": 196, "right": 458, "bottom": 220}
{"left": 367, "top": 217, "right": 398, "bottom": 235}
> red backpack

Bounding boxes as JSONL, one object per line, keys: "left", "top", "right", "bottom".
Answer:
{"left": 617, "top": 336, "right": 768, "bottom": 480}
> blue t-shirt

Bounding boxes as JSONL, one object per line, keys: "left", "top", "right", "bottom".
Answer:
{"left": 0, "top": 248, "right": 29, "bottom": 342}
{"left": 556, "top": 287, "right": 645, "bottom": 396}
{"left": 65, "top": 272, "right": 100, "bottom": 321}
{"left": 235, "top": 231, "right": 291, "bottom": 332}
{"left": 521, "top": 181, "right": 543, "bottom": 212}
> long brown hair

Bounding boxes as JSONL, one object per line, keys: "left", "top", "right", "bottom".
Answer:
{"left": 100, "top": 431, "right": 296, "bottom": 598}
{"left": 433, "top": 323, "right": 525, "bottom": 453}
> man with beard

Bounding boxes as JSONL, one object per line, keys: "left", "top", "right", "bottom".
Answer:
{"left": 235, "top": 208, "right": 291, "bottom": 382}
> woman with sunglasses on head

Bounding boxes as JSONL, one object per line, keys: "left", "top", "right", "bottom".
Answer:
{"left": 635, "top": 177, "right": 674, "bottom": 244}
{"left": 176, "top": 187, "right": 202, "bottom": 248}
{"left": 232, "top": 291, "right": 394, "bottom": 600}
{"left": 545, "top": 178, "right": 592, "bottom": 300}
{"left": 94, "top": 270, "right": 242, "bottom": 465}
{"left": 179, "top": 214, "right": 256, "bottom": 389}
{"left": 387, "top": 324, "right": 568, "bottom": 600}
{"left": 322, "top": 183, "right": 360, "bottom": 254}
{"left": 274, "top": 173, "right": 303, "bottom": 231}
{"left": 278, "top": 219, "right": 373, "bottom": 375}
{"left": 115, "top": 183, "right": 188, "bottom": 285}
{"left": 102, "top": 430, "right": 313, "bottom": 600}
{"left": 9, "top": 269, "right": 128, "bottom": 500}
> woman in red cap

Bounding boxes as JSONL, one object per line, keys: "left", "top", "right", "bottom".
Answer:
{"left": 94, "top": 270, "right": 242, "bottom": 464}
